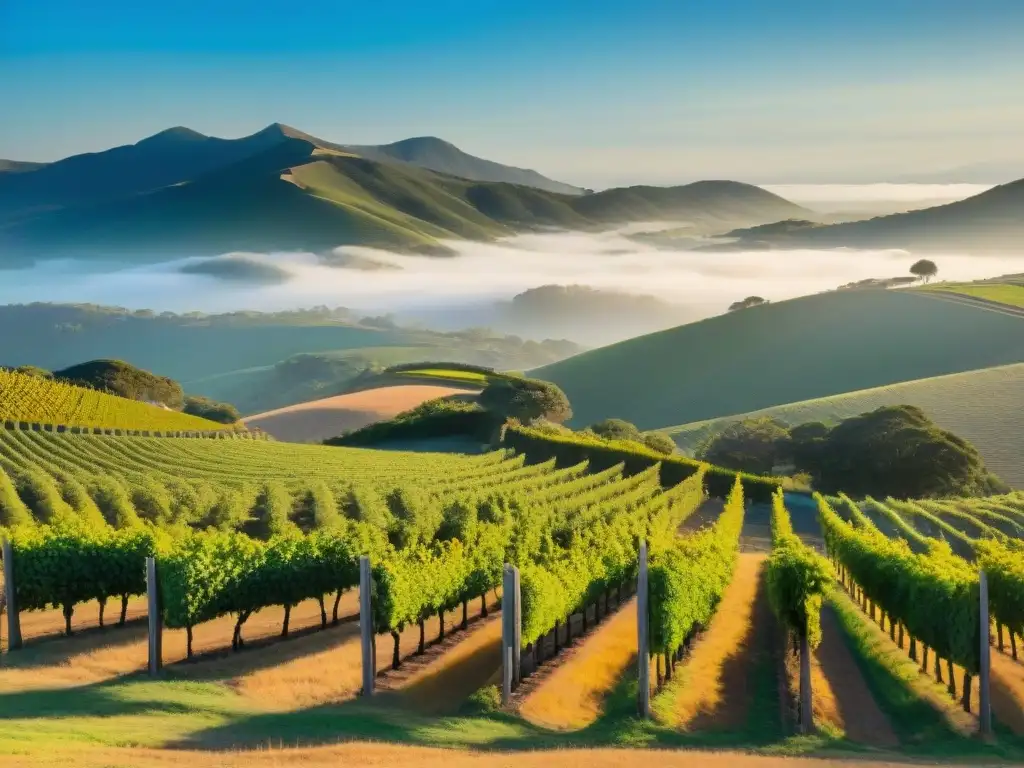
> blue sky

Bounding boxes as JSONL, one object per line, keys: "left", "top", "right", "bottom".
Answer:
{"left": 2, "top": 0, "right": 1023, "bottom": 186}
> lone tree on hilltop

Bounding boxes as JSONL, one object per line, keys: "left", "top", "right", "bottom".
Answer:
{"left": 728, "top": 296, "right": 768, "bottom": 312}
{"left": 910, "top": 259, "right": 938, "bottom": 284}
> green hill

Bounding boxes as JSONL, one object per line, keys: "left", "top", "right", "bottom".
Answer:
{"left": 0, "top": 303, "right": 581, "bottom": 416}
{"left": 0, "top": 127, "right": 808, "bottom": 265}
{"left": 663, "top": 363, "right": 1024, "bottom": 489}
{"left": 533, "top": 289, "right": 1024, "bottom": 431}
{"left": 726, "top": 177, "right": 1024, "bottom": 253}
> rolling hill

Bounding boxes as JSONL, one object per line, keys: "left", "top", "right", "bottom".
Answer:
{"left": 0, "top": 303, "right": 580, "bottom": 415}
{"left": 721, "top": 177, "right": 1024, "bottom": 252}
{"left": 663, "top": 362, "right": 1024, "bottom": 489}
{"left": 533, "top": 289, "right": 1024, "bottom": 431}
{"left": 0, "top": 125, "right": 808, "bottom": 265}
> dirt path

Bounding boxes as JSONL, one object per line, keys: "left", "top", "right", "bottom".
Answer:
{"left": 519, "top": 597, "right": 638, "bottom": 730}
{"left": 2, "top": 742, "right": 977, "bottom": 768}
{"left": 660, "top": 553, "right": 771, "bottom": 731}
{"left": 389, "top": 610, "right": 502, "bottom": 715}
{"left": 990, "top": 647, "right": 1024, "bottom": 735}
{"left": 814, "top": 606, "right": 899, "bottom": 747}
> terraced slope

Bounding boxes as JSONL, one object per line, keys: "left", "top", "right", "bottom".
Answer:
{"left": 534, "top": 290, "right": 1024, "bottom": 430}
{"left": 663, "top": 363, "right": 1024, "bottom": 488}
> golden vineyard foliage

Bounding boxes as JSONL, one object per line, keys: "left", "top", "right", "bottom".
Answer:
{"left": 0, "top": 368, "right": 230, "bottom": 432}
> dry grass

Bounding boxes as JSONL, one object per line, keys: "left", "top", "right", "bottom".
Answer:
{"left": 519, "top": 597, "right": 638, "bottom": 730}
{"left": 242, "top": 384, "right": 477, "bottom": 442}
{"left": 658, "top": 554, "right": 768, "bottom": 730}
{"left": 393, "top": 609, "right": 502, "bottom": 715}
{"left": 0, "top": 742, "right": 951, "bottom": 768}
{"left": 0, "top": 594, "right": 360, "bottom": 696}
{"left": 990, "top": 649, "right": 1024, "bottom": 735}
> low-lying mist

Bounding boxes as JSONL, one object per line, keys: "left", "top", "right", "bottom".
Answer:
{"left": 2, "top": 226, "right": 1021, "bottom": 347}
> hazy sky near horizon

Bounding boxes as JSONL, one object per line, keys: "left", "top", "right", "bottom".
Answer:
{"left": 3, "top": 0, "right": 1024, "bottom": 187}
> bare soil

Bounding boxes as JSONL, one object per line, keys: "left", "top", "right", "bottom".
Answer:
{"left": 242, "top": 384, "right": 478, "bottom": 442}
{"left": 519, "top": 597, "right": 638, "bottom": 731}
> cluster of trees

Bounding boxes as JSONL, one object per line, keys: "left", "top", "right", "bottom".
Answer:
{"left": 582, "top": 418, "right": 676, "bottom": 455}
{"left": 183, "top": 395, "right": 241, "bottom": 425}
{"left": 696, "top": 405, "right": 1005, "bottom": 499}
{"left": 54, "top": 359, "right": 185, "bottom": 409}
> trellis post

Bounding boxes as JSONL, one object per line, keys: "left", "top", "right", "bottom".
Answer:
{"left": 146, "top": 557, "right": 162, "bottom": 675}
{"left": 637, "top": 539, "right": 650, "bottom": 718}
{"left": 501, "top": 564, "right": 521, "bottom": 703}
{"left": 979, "top": 570, "right": 992, "bottom": 736}
{"left": 360, "top": 556, "right": 375, "bottom": 697}
{"left": 2, "top": 539, "right": 22, "bottom": 650}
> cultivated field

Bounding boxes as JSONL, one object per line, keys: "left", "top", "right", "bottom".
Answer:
{"left": 923, "top": 282, "right": 1024, "bottom": 309}
{"left": 1, "top": 425, "right": 1023, "bottom": 767}
{"left": 242, "top": 383, "right": 478, "bottom": 442}
{"left": 663, "top": 362, "right": 1024, "bottom": 488}
{"left": 0, "top": 368, "right": 232, "bottom": 433}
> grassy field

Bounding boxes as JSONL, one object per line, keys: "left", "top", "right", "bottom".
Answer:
{"left": 393, "top": 368, "right": 493, "bottom": 386}
{"left": 662, "top": 362, "right": 1024, "bottom": 488}
{"left": 922, "top": 283, "right": 1024, "bottom": 308}
{"left": 534, "top": 290, "right": 1024, "bottom": 431}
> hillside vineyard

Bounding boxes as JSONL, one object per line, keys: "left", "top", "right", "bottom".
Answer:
{"left": 0, "top": 430, "right": 707, "bottom": 663}
{"left": 0, "top": 369, "right": 234, "bottom": 433}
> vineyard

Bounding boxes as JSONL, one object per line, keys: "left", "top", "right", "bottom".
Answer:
{"left": 0, "top": 424, "right": 1023, "bottom": 765}
{"left": 820, "top": 493, "right": 1024, "bottom": 716}
{"left": 0, "top": 427, "right": 719, "bottom": 667}
{"left": 0, "top": 368, "right": 234, "bottom": 433}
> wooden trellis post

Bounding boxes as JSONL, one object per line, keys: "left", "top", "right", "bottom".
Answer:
{"left": 979, "top": 570, "right": 992, "bottom": 736}
{"left": 637, "top": 540, "right": 650, "bottom": 718}
{"left": 146, "top": 557, "right": 162, "bottom": 675}
{"left": 2, "top": 539, "right": 22, "bottom": 650}
{"left": 501, "top": 564, "right": 521, "bottom": 704}
{"left": 360, "top": 556, "right": 375, "bottom": 697}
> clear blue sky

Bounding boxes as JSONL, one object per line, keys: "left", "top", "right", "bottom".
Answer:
{"left": 2, "top": 0, "right": 1023, "bottom": 186}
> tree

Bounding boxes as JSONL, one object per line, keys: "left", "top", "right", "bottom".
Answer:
{"left": 183, "top": 395, "right": 241, "bottom": 424}
{"left": 642, "top": 432, "right": 677, "bottom": 455}
{"left": 728, "top": 296, "right": 768, "bottom": 312}
{"left": 479, "top": 378, "right": 572, "bottom": 424}
{"left": 588, "top": 418, "right": 643, "bottom": 443}
{"left": 695, "top": 417, "right": 792, "bottom": 475}
{"left": 13, "top": 365, "right": 52, "bottom": 379}
{"left": 801, "top": 405, "right": 1005, "bottom": 498}
{"left": 910, "top": 259, "right": 938, "bottom": 283}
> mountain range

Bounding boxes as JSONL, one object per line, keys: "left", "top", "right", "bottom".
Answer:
{"left": 1, "top": 122, "right": 1021, "bottom": 264}
{"left": 714, "top": 179, "right": 1024, "bottom": 253}
{"left": 0, "top": 123, "right": 808, "bottom": 265}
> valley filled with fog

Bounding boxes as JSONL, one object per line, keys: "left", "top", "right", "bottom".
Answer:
{"left": 2, "top": 184, "right": 1020, "bottom": 348}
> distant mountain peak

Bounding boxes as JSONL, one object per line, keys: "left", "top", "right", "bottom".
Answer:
{"left": 137, "top": 126, "right": 208, "bottom": 145}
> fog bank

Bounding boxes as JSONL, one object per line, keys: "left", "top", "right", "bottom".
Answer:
{"left": 1, "top": 228, "right": 1021, "bottom": 345}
